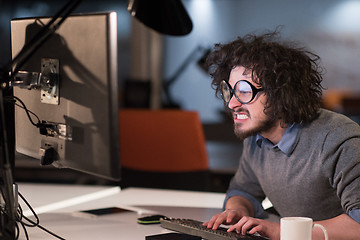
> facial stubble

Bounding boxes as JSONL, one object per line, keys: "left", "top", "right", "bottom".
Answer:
{"left": 233, "top": 113, "right": 277, "bottom": 141}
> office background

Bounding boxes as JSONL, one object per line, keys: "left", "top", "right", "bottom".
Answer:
{"left": 1, "top": 0, "right": 360, "bottom": 189}
{"left": 2, "top": 0, "right": 360, "bottom": 122}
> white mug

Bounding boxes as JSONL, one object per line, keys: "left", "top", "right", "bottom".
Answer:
{"left": 280, "top": 217, "right": 328, "bottom": 240}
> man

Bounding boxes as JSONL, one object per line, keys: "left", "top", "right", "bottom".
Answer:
{"left": 203, "top": 32, "right": 360, "bottom": 240}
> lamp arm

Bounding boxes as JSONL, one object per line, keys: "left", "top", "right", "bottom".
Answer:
{"left": 5, "top": 0, "right": 81, "bottom": 85}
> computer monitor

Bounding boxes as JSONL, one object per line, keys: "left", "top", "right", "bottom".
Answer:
{"left": 10, "top": 12, "right": 121, "bottom": 181}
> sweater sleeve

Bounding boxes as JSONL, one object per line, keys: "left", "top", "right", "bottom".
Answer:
{"left": 224, "top": 137, "right": 267, "bottom": 217}
{"left": 321, "top": 120, "right": 360, "bottom": 214}
{"left": 224, "top": 189, "right": 266, "bottom": 218}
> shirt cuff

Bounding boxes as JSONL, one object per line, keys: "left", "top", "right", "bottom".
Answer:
{"left": 349, "top": 209, "right": 360, "bottom": 224}
{"left": 223, "top": 189, "right": 266, "bottom": 219}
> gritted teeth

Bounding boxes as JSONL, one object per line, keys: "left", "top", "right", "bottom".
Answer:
{"left": 236, "top": 113, "right": 249, "bottom": 120}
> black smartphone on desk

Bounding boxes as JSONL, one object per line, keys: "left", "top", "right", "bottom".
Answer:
{"left": 73, "top": 207, "right": 132, "bottom": 219}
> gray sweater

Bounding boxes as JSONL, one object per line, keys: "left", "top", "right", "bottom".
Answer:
{"left": 227, "top": 109, "right": 360, "bottom": 221}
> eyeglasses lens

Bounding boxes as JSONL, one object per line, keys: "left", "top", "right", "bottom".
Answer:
{"left": 235, "top": 81, "right": 253, "bottom": 103}
{"left": 220, "top": 81, "right": 231, "bottom": 102}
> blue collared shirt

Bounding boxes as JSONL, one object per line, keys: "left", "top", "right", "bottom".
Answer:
{"left": 255, "top": 123, "right": 300, "bottom": 157}
{"left": 226, "top": 123, "right": 360, "bottom": 223}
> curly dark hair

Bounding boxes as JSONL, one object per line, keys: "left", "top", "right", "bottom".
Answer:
{"left": 206, "top": 31, "right": 324, "bottom": 124}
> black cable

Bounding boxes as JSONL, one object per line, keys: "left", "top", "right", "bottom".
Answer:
{"left": 4, "top": 96, "right": 40, "bottom": 127}
{"left": 18, "top": 221, "right": 29, "bottom": 240}
{"left": 13, "top": 101, "right": 40, "bottom": 126}
{"left": 23, "top": 218, "right": 66, "bottom": 240}
{"left": 18, "top": 207, "right": 39, "bottom": 228}
{"left": 17, "top": 192, "right": 65, "bottom": 240}
{"left": 17, "top": 192, "right": 39, "bottom": 227}
{"left": 14, "top": 220, "right": 20, "bottom": 240}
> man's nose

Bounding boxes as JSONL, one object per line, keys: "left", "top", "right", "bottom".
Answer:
{"left": 227, "top": 94, "right": 242, "bottom": 110}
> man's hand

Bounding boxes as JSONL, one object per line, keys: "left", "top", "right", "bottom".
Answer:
{"left": 202, "top": 208, "right": 249, "bottom": 230}
{"left": 203, "top": 195, "right": 255, "bottom": 230}
{"left": 227, "top": 216, "right": 280, "bottom": 240}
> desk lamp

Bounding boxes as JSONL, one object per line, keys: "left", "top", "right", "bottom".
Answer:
{"left": 128, "top": 0, "right": 193, "bottom": 36}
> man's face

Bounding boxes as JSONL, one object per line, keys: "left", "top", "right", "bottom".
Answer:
{"left": 227, "top": 66, "right": 277, "bottom": 140}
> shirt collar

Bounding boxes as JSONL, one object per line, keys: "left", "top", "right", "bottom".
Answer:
{"left": 256, "top": 123, "right": 301, "bottom": 156}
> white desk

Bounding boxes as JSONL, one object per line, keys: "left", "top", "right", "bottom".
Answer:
{"left": 17, "top": 183, "right": 225, "bottom": 239}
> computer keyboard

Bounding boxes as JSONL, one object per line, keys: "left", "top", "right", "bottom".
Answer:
{"left": 160, "top": 217, "right": 269, "bottom": 240}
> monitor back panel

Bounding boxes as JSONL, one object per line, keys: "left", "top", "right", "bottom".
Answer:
{"left": 11, "top": 12, "right": 120, "bottom": 181}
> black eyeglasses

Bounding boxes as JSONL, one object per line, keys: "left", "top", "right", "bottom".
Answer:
{"left": 220, "top": 80, "right": 264, "bottom": 104}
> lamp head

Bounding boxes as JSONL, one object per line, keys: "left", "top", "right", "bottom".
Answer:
{"left": 128, "top": 0, "right": 193, "bottom": 36}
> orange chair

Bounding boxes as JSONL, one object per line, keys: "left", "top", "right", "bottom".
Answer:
{"left": 118, "top": 109, "right": 210, "bottom": 190}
